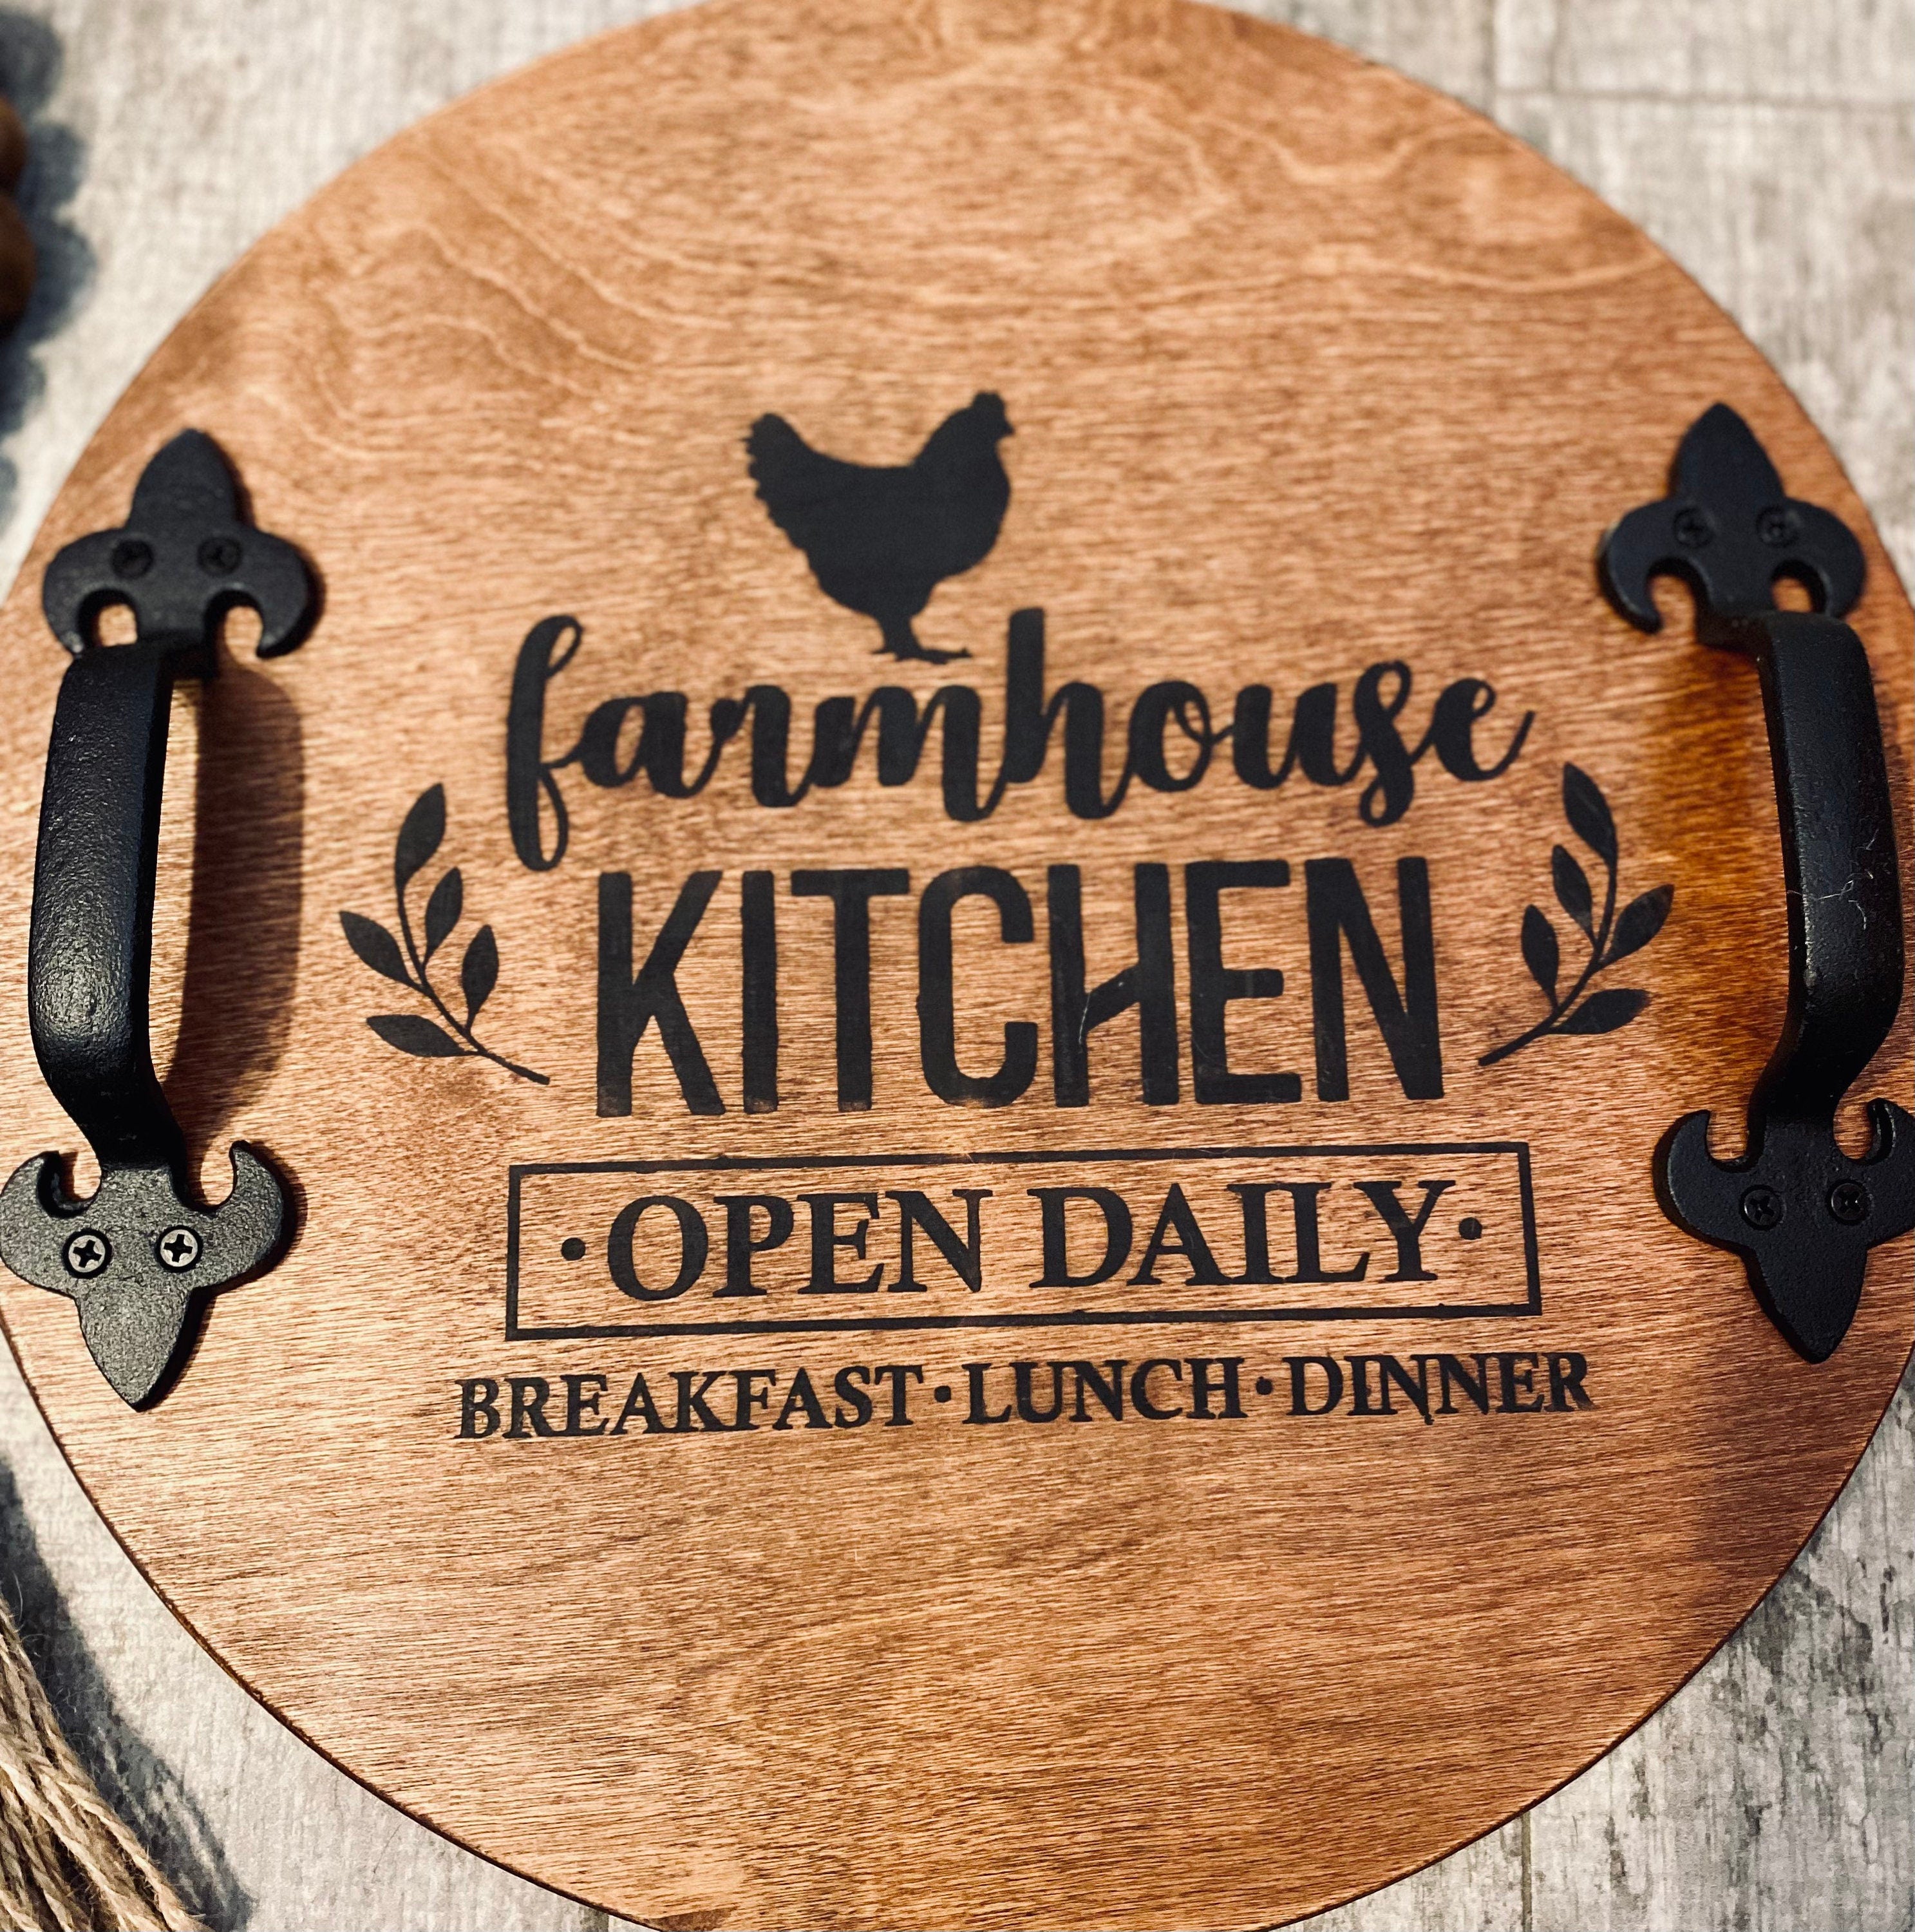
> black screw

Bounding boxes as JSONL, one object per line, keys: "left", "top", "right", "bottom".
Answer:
{"left": 155, "top": 1226, "right": 203, "bottom": 1271}
{"left": 1827, "top": 1180, "right": 1870, "bottom": 1226}
{"left": 62, "top": 1229, "right": 111, "bottom": 1278}
{"left": 1757, "top": 506, "right": 1800, "bottom": 547}
{"left": 111, "top": 538, "right": 153, "bottom": 578}
{"left": 1674, "top": 507, "right": 1713, "bottom": 549}
{"left": 198, "top": 535, "right": 241, "bottom": 574}
{"left": 560, "top": 1237, "right": 586, "bottom": 1262}
{"left": 1458, "top": 1216, "right": 1484, "bottom": 1241}
{"left": 1740, "top": 1186, "right": 1784, "bottom": 1231}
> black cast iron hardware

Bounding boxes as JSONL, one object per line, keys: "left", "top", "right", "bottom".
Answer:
{"left": 0, "top": 431, "right": 314, "bottom": 1406}
{"left": 1599, "top": 402, "right": 1915, "bottom": 1362}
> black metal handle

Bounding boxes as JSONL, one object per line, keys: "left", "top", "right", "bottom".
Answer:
{"left": 32, "top": 638, "right": 189, "bottom": 1172}
{"left": 1600, "top": 404, "right": 1915, "bottom": 1361}
{"left": 0, "top": 431, "right": 315, "bottom": 1406}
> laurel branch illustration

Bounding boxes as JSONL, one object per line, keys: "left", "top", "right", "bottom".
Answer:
{"left": 341, "top": 784, "right": 547, "bottom": 1084}
{"left": 1480, "top": 763, "right": 1672, "bottom": 1067}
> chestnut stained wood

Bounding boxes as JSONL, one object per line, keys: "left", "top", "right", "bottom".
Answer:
{"left": 0, "top": 95, "right": 30, "bottom": 326}
{"left": 0, "top": 1, "right": 1908, "bottom": 1927}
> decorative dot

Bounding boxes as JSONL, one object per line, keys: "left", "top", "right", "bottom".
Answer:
{"left": 1458, "top": 1217, "right": 1484, "bottom": 1241}
{"left": 1254, "top": 1376, "right": 1274, "bottom": 1397}
{"left": 561, "top": 1237, "right": 587, "bottom": 1262}
{"left": 933, "top": 1385, "right": 953, "bottom": 1403}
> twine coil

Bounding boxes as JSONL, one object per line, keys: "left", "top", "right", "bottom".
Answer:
{"left": 0, "top": 1595, "right": 200, "bottom": 1931}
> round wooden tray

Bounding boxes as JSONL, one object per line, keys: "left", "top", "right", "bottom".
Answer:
{"left": 0, "top": 1, "right": 1907, "bottom": 1926}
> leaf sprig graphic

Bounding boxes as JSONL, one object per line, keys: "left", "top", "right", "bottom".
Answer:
{"left": 1480, "top": 764, "right": 1672, "bottom": 1067}
{"left": 341, "top": 784, "right": 547, "bottom": 1084}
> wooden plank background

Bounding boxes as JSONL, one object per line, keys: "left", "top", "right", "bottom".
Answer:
{"left": 0, "top": 0, "right": 1905, "bottom": 1926}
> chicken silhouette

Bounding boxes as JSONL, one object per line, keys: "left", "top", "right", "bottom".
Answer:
{"left": 746, "top": 392, "right": 1013, "bottom": 665}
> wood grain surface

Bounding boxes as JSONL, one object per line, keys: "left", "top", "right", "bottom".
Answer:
{"left": 0, "top": 1, "right": 1905, "bottom": 1929}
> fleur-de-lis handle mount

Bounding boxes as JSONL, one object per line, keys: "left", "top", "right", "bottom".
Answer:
{"left": 1599, "top": 404, "right": 1915, "bottom": 1362}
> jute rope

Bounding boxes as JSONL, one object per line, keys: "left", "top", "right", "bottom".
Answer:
{"left": 0, "top": 1595, "right": 201, "bottom": 1931}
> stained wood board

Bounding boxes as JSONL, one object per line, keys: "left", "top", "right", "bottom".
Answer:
{"left": 0, "top": 1, "right": 1908, "bottom": 1926}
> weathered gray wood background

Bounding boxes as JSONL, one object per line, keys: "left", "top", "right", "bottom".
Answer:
{"left": 0, "top": 0, "right": 1906, "bottom": 1925}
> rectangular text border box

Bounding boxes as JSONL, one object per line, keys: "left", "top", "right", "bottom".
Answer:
{"left": 505, "top": 1142, "right": 1542, "bottom": 1340}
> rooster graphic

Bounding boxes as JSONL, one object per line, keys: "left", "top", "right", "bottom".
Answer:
{"left": 746, "top": 392, "right": 1013, "bottom": 665}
